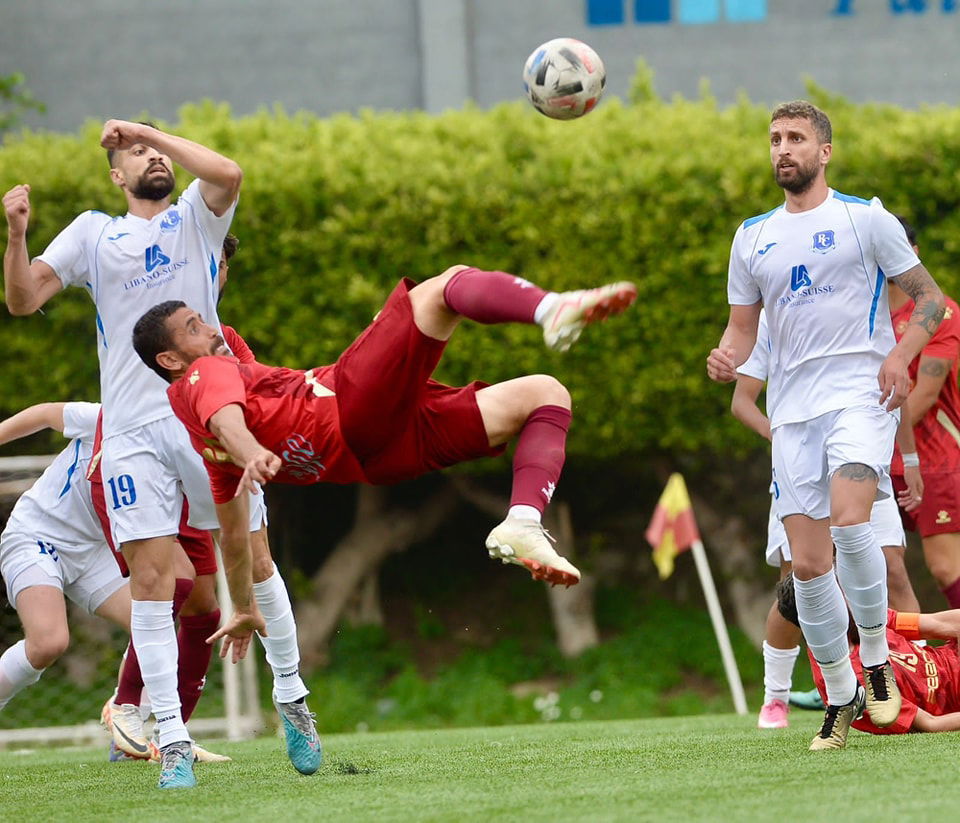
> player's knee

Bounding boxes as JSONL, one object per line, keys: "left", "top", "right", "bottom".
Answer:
{"left": 180, "top": 574, "right": 219, "bottom": 616}
{"left": 790, "top": 557, "right": 833, "bottom": 581}
{"left": 27, "top": 631, "right": 69, "bottom": 668}
{"left": 525, "top": 374, "right": 571, "bottom": 410}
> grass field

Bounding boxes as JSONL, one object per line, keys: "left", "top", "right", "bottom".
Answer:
{"left": 0, "top": 713, "right": 953, "bottom": 822}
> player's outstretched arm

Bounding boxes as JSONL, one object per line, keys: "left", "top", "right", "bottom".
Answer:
{"left": 707, "top": 302, "right": 761, "bottom": 383}
{"left": 0, "top": 402, "right": 67, "bottom": 446}
{"left": 2, "top": 185, "right": 64, "bottom": 315}
{"left": 207, "top": 404, "right": 281, "bottom": 496}
{"left": 881, "top": 264, "right": 945, "bottom": 411}
{"left": 912, "top": 708, "right": 960, "bottom": 733}
{"left": 100, "top": 120, "right": 242, "bottom": 216}
{"left": 731, "top": 374, "right": 771, "bottom": 441}
{"left": 207, "top": 493, "right": 266, "bottom": 664}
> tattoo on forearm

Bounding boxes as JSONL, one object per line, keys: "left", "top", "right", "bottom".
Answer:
{"left": 897, "top": 268, "right": 945, "bottom": 336}
{"left": 835, "top": 463, "right": 877, "bottom": 482}
{"left": 920, "top": 359, "right": 950, "bottom": 378}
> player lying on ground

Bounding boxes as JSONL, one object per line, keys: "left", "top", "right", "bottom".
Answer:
{"left": 131, "top": 265, "right": 636, "bottom": 656}
{"left": 778, "top": 571, "right": 960, "bottom": 735}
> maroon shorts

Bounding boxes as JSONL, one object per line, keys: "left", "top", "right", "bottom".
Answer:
{"left": 333, "top": 278, "right": 505, "bottom": 484}
{"left": 89, "top": 416, "right": 216, "bottom": 577}
{"left": 893, "top": 471, "right": 960, "bottom": 537}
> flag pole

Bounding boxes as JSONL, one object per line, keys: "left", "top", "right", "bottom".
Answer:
{"left": 689, "top": 538, "right": 748, "bottom": 715}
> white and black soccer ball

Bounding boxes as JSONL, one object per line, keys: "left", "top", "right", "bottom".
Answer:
{"left": 522, "top": 38, "right": 606, "bottom": 120}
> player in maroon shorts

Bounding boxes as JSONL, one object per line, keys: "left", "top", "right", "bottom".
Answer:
{"left": 131, "top": 265, "right": 636, "bottom": 656}
{"left": 778, "top": 572, "right": 960, "bottom": 735}
{"left": 888, "top": 217, "right": 960, "bottom": 609}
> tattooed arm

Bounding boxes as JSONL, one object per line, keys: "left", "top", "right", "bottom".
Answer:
{"left": 879, "top": 264, "right": 945, "bottom": 411}
{"left": 904, "top": 355, "right": 951, "bottom": 426}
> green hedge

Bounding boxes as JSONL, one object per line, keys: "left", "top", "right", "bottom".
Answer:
{"left": 3, "top": 90, "right": 960, "bottom": 457}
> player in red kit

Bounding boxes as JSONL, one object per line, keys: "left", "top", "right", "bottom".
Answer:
{"left": 888, "top": 217, "right": 960, "bottom": 610}
{"left": 131, "top": 266, "right": 636, "bottom": 657}
{"left": 778, "top": 573, "right": 960, "bottom": 735}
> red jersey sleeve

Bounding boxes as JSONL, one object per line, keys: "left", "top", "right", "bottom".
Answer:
{"left": 205, "top": 461, "right": 241, "bottom": 505}
{"left": 919, "top": 298, "right": 960, "bottom": 361}
{"left": 182, "top": 356, "right": 248, "bottom": 428}
{"left": 221, "top": 324, "right": 256, "bottom": 365}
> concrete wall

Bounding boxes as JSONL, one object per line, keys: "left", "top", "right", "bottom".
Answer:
{"left": 2, "top": 0, "right": 959, "bottom": 133}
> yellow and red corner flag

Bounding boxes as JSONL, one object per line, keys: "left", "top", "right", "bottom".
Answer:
{"left": 645, "top": 473, "right": 700, "bottom": 580}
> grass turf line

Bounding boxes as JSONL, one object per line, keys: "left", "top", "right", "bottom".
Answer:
{"left": 0, "top": 713, "right": 950, "bottom": 822}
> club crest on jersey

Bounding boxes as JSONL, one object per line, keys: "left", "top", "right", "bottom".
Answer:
{"left": 159, "top": 209, "right": 181, "bottom": 234}
{"left": 144, "top": 245, "right": 171, "bottom": 273}
{"left": 812, "top": 230, "right": 836, "bottom": 254}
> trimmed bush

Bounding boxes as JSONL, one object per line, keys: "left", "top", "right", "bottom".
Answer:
{"left": 3, "top": 93, "right": 960, "bottom": 457}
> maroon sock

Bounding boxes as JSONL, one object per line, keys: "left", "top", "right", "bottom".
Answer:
{"left": 177, "top": 609, "right": 220, "bottom": 722}
{"left": 942, "top": 577, "right": 960, "bottom": 609}
{"left": 442, "top": 267, "right": 548, "bottom": 324}
{"left": 509, "top": 405, "right": 572, "bottom": 512}
{"left": 115, "top": 577, "right": 194, "bottom": 706}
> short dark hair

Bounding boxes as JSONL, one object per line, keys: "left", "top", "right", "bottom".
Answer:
{"left": 133, "top": 300, "right": 185, "bottom": 382}
{"left": 223, "top": 233, "right": 239, "bottom": 262}
{"left": 894, "top": 214, "right": 917, "bottom": 247}
{"left": 776, "top": 571, "right": 859, "bottom": 646}
{"left": 770, "top": 100, "right": 832, "bottom": 144}
{"left": 106, "top": 120, "right": 159, "bottom": 168}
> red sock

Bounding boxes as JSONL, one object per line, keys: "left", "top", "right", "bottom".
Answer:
{"left": 942, "top": 577, "right": 960, "bottom": 609}
{"left": 509, "top": 405, "right": 572, "bottom": 512}
{"left": 177, "top": 610, "right": 220, "bottom": 722}
{"left": 443, "top": 268, "right": 548, "bottom": 324}
{"left": 115, "top": 577, "right": 194, "bottom": 706}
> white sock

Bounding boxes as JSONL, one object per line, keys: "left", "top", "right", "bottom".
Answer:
{"left": 508, "top": 505, "right": 541, "bottom": 523}
{"left": 0, "top": 640, "right": 44, "bottom": 711}
{"left": 130, "top": 600, "right": 188, "bottom": 747}
{"left": 253, "top": 566, "right": 308, "bottom": 703}
{"left": 533, "top": 293, "right": 560, "bottom": 325}
{"left": 794, "top": 570, "right": 857, "bottom": 706}
{"left": 832, "top": 522, "right": 889, "bottom": 668}
{"left": 762, "top": 641, "right": 800, "bottom": 704}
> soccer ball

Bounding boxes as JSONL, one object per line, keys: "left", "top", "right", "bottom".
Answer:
{"left": 522, "top": 38, "right": 606, "bottom": 120}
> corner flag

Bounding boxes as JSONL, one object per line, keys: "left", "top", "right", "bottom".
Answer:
{"left": 644, "top": 472, "right": 747, "bottom": 715}
{"left": 645, "top": 473, "right": 700, "bottom": 580}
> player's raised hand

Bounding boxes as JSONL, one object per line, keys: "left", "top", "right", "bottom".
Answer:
{"left": 3, "top": 185, "right": 31, "bottom": 235}
{"left": 235, "top": 448, "right": 281, "bottom": 497}
{"left": 100, "top": 119, "right": 152, "bottom": 152}
{"left": 706, "top": 346, "right": 738, "bottom": 383}
{"left": 878, "top": 351, "right": 911, "bottom": 411}
{"left": 207, "top": 608, "right": 267, "bottom": 664}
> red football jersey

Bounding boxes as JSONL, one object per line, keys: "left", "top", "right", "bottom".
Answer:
{"left": 167, "top": 355, "right": 365, "bottom": 503}
{"left": 891, "top": 296, "right": 960, "bottom": 473}
{"left": 810, "top": 610, "right": 960, "bottom": 734}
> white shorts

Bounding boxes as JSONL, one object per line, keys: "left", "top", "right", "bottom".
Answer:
{"left": 765, "top": 476, "right": 905, "bottom": 567}
{"left": 101, "top": 416, "right": 267, "bottom": 544}
{"left": 0, "top": 531, "right": 126, "bottom": 613}
{"left": 771, "top": 405, "right": 898, "bottom": 521}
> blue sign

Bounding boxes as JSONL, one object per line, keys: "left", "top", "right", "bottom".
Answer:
{"left": 587, "top": 0, "right": 766, "bottom": 25}
{"left": 588, "top": 0, "right": 955, "bottom": 25}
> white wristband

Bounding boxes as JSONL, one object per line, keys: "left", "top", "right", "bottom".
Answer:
{"left": 902, "top": 452, "right": 920, "bottom": 468}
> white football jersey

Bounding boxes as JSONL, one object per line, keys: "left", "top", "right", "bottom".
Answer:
{"left": 3, "top": 402, "right": 104, "bottom": 547}
{"left": 36, "top": 181, "right": 234, "bottom": 437}
{"left": 738, "top": 309, "right": 771, "bottom": 386}
{"left": 727, "top": 190, "right": 919, "bottom": 428}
